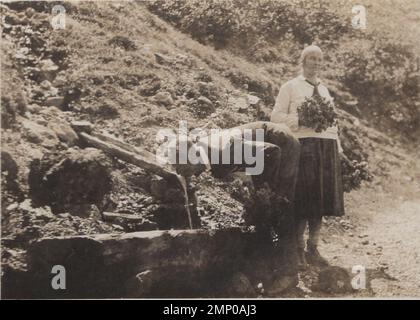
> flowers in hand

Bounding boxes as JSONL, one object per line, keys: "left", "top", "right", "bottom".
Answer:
{"left": 297, "top": 95, "right": 338, "bottom": 132}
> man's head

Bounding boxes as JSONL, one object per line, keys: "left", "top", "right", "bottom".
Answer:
{"left": 171, "top": 136, "right": 210, "bottom": 178}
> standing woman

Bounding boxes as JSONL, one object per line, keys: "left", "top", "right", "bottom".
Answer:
{"left": 270, "top": 45, "right": 345, "bottom": 269}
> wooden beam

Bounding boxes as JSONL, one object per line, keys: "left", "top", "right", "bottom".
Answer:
{"left": 102, "top": 212, "right": 144, "bottom": 222}
{"left": 78, "top": 131, "right": 195, "bottom": 229}
{"left": 79, "top": 132, "right": 175, "bottom": 180}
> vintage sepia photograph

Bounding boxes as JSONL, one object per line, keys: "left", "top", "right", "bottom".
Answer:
{"left": 1, "top": 0, "right": 419, "bottom": 301}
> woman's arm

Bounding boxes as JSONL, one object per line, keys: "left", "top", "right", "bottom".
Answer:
{"left": 270, "top": 82, "right": 298, "bottom": 130}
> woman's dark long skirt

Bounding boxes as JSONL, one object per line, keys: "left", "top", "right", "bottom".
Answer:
{"left": 295, "top": 138, "right": 345, "bottom": 220}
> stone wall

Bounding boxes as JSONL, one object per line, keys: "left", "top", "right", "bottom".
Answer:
{"left": 3, "top": 228, "right": 295, "bottom": 298}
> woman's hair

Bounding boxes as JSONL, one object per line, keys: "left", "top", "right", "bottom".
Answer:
{"left": 300, "top": 44, "right": 323, "bottom": 65}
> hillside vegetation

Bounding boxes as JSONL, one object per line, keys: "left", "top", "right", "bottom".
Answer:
{"left": 146, "top": 0, "right": 420, "bottom": 142}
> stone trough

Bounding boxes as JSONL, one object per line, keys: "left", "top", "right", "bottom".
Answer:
{"left": 12, "top": 228, "right": 277, "bottom": 298}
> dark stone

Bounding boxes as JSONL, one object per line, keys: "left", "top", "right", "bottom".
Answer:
{"left": 28, "top": 148, "right": 112, "bottom": 213}
{"left": 22, "top": 229, "right": 251, "bottom": 298}
{"left": 1, "top": 150, "right": 18, "bottom": 179}
{"left": 314, "top": 266, "right": 354, "bottom": 294}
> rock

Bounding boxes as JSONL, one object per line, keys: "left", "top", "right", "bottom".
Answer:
{"left": 1, "top": 150, "right": 18, "bottom": 179}
{"left": 47, "top": 119, "right": 78, "bottom": 146}
{"left": 22, "top": 119, "right": 59, "bottom": 148}
{"left": 228, "top": 96, "right": 248, "bottom": 113}
{"left": 39, "top": 59, "right": 59, "bottom": 81}
{"left": 25, "top": 7, "right": 36, "bottom": 18}
{"left": 35, "top": 118, "right": 48, "bottom": 126}
{"left": 154, "top": 91, "right": 173, "bottom": 107}
{"left": 47, "top": 87, "right": 59, "bottom": 97}
{"left": 28, "top": 148, "right": 112, "bottom": 213}
{"left": 361, "top": 240, "right": 369, "bottom": 245}
{"left": 39, "top": 106, "right": 64, "bottom": 119}
{"left": 175, "top": 54, "right": 192, "bottom": 66}
{"left": 6, "top": 203, "right": 19, "bottom": 212}
{"left": 197, "top": 81, "right": 216, "bottom": 97}
{"left": 27, "top": 148, "right": 44, "bottom": 161}
{"left": 18, "top": 199, "right": 36, "bottom": 212}
{"left": 196, "top": 96, "right": 215, "bottom": 113}
{"left": 34, "top": 207, "right": 55, "bottom": 222}
{"left": 27, "top": 104, "right": 42, "bottom": 113}
{"left": 45, "top": 96, "right": 64, "bottom": 108}
{"left": 40, "top": 80, "right": 52, "bottom": 90}
{"left": 53, "top": 73, "right": 67, "bottom": 86}
{"left": 14, "top": 47, "right": 29, "bottom": 60}
{"left": 314, "top": 266, "right": 354, "bottom": 294}
{"left": 112, "top": 224, "right": 125, "bottom": 231}
{"left": 83, "top": 102, "right": 119, "bottom": 119}
{"left": 247, "top": 94, "right": 261, "bottom": 106}
{"left": 57, "top": 213, "right": 71, "bottom": 219}
{"left": 71, "top": 120, "right": 93, "bottom": 134}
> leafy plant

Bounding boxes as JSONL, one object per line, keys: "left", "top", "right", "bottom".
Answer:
{"left": 297, "top": 95, "right": 338, "bottom": 132}
{"left": 341, "top": 157, "right": 373, "bottom": 192}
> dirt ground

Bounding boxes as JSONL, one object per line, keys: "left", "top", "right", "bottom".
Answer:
{"left": 305, "top": 149, "right": 420, "bottom": 298}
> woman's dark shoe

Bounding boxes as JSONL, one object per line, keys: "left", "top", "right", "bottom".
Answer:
{"left": 297, "top": 248, "right": 308, "bottom": 270}
{"left": 306, "top": 245, "right": 329, "bottom": 267}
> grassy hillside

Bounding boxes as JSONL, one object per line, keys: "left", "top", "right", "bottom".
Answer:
{"left": 146, "top": 0, "right": 420, "bottom": 142}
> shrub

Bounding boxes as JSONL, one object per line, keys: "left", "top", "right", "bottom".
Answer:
{"left": 146, "top": 0, "right": 420, "bottom": 141}
{"left": 341, "top": 157, "right": 373, "bottom": 193}
{"left": 332, "top": 37, "right": 420, "bottom": 138}
{"left": 147, "top": 0, "right": 349, "bottom": 48}
{"left": 1, "top": 92, "right": 27, "bottom": 128}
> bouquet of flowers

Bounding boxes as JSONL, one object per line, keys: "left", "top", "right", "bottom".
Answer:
{"left": 297, "top": 95, "right": 338, "bottom": 132}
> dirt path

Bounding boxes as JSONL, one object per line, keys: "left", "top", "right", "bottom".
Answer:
{"left": 317, "top": 171, "right": 420, "bottom": 297}
{"left": 366, "top": 199, "right": 420, "bottom": 296}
